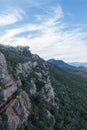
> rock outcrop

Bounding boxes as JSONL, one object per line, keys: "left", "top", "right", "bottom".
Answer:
{"left": 16, "top": 61, "right": 32, "bottom": 77}
{"left": 5, "top": 90, "right": 31, "bottom": 130}
{"left": 41, "top": 77, "right": 55, "bottom": 104}
{"left": 0, "top": 52, "right": 31, "bottom": 130}
{"left": 0, "top": 52, "right": 17, "bottom": 101}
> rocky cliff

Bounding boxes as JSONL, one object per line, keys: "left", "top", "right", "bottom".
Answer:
{"left": 0, "top": 51, "right": 31, "bottom": 130}
{"left": 0, "top": 45, "right": 55, "bottom": 130}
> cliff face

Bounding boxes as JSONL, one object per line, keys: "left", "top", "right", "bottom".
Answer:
{"left": 0, "top": 51, "right": 31, "bottom": 130}
{"left": 0, "top": 52, "right": 17, "bottom": 101}
{"left": 0, "top": 45, "right": 55, "bottom": 130}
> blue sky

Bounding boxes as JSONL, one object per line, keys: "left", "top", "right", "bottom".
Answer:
{"left": 0, "top": 0, "right": 87, "bottom": 62}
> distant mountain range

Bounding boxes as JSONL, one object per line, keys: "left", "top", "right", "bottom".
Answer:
{"left": 48, "top": 59, "right": 87, "bottom": 74}
{"left": 48, "top": 59, "right": 76, "bottom": 70}
{"left": 68, "top": 62, "right": 87, "bottom": 67}
{"left": 48, "top": 59, "right": 87, "bottom": 67}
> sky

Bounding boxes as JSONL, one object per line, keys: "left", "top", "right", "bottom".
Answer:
{"left": 0, "top": 0, "right": 87, "bottom": 62}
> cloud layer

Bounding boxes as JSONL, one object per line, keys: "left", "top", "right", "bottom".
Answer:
{"left": 0, "top": 1, "right": 87, "bottom": 62}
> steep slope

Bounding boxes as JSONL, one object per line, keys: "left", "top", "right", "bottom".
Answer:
{"left": 0, "top": 45, "right": 87, "bottom": 130}
{"left": 48, "top": 64, "right": 87, "bottom": 130}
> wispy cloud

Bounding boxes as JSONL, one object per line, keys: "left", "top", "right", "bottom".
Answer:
{"left": 0, "top": 9, "right": 24, "bottom": 26}
{"left": 0, "top": 23, "right": 42, "bottom": 43}
{"left": 1, "top": 5, "right": 87, "bottom": 62}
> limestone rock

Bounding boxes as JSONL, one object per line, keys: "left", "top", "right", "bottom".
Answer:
{"left": 33, "top": 61, "right": 38, "bottom": 68}
{"left": 5, "top": 90, "right": 31, "bottom": 130}
{"left": 16, "top": 61, "right": 32, "bottom": 77}
{"left": 29, "top": 80, "right": 37, "bottom": 96}
{"left": 0, "top": 52, "right": 17, "bottom": 101}
{"left": 41, "top": 78, "right": 55, "bottom": 104}
{"left": 0, "top": 51, "right": 31, "bottom": 130}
